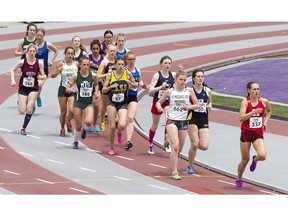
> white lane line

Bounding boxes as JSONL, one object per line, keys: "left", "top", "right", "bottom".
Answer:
{"left": 69, "top": 187, "right": 89, "bottom": 194}
{"left": 18, "top": 152, "right": 33, "bottom": 157}
{"left": 148, "top": 184, "right": 168, "bottom": 190}
{"left": 3, "top": 170, "right": 21, "bottom": 175}
{"left": 0, "top": 147, "right": 4, "bottom": 150}
{"left": 218, "top": 180, "right": 235, "bottom": 185}
{"left": 116, "top": 155, "right": 134, "bottom": 161}
{"left": 35, "top": 178, "right": 54, "bottom": 184}
{"left": 54, "top": 141, "right": 71, "bottom": 146}
{"left": 113, "top": 176, "right": 131, "bottom": 181}
{"left": 27, "top": 135, "right": 41, "bottom": 139}
{"left": 84, "top": 148, "right": 101, "bottom": 153}
{"left": 259, "top": 190, "right": 278, "bottom": 195}
{"left": 79, "top": 167, "right": 97, "bottom": 173}
{"left": 47, "top": 159, "right": 64, "bottom": 164}
{"left": 148, "top": 163, "right": 166, "bottom": 169}
{"left": 0, "top": 128, "right": 13, "bottom": 132}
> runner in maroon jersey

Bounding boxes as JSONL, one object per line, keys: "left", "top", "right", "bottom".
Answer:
{"left": 10, "top": 43, "right": 46, "bottom": 135}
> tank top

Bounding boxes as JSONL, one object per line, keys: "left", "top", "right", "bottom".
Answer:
{"left": 109, "top": 69, "right": 129, "bottom": 106}
{"left": 75, "top": 71, "right": 94, "bottom": 104}
{"left": 126, "top": 67, "right": 140, "bottom": 97}
{"left": 60, "top": 60, "right": 78, "bottom": 88}
{"left": 35, "top": 41, "right": 49, "bottom": 72}
{"left": 153, "top": 71, "right": 174, "bottom": 105}
{"left": 89, "top": 54, "right": 104, "bottom": 74}
{"left": 19, "top": 58, "right": 40, "bottom": 90}
{"left": 167, "top": 87, "right": 190, "bottom": 121}
{"left": 74, "top": 49, "right": 84, "bottom": 62}
{"left": 241, "top": 96, "right": 265, "bottom": 136}
{"left": 21, "top": 37, "right": 36, "bottom": 59}
{"left": 116, "top": 47, "right": 129, "bottom": 58}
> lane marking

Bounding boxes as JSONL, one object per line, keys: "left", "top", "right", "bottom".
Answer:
{"left": 0, "top": 147, "right": 4, "bottom": 150}
{"left": 113, "top": 176, "right": 131, "bottom": 181}
{"left": 0, "top": 128, "right": 13, "bottom": 132}
{"left": 47, "top": 159, "right": 64, "bottom": 164}
{"left": 148, "top": 163, "right": 166, "bottom": 169}
{"left": 79, "top": 167, "right": 97, "bottom": 173}
{"left": 27, "top": 135, "right": 41, "bottom": 139}
{"left": 217, "top": 180, "right": 234, "bottom": 185}
{"left": 84, "top": 148, "right": 101, "bottom": 153}
{"left": 3, "top": 170, "right": 21, "bottom": 175}
{"left": 35, "top": 178, "right": 54, "bottom": 184}
{"left": 116, "top": 155, "right": 134, "bottom": 161}
{"left": 259, "top": 190, "right": 278, "bottom": 195}
{"left": 148, "top": 184, "right": 168, "bottom": 190}
{"left": 18, "top": 151, "right": 33, "bottom": 157}
{"left": 53, "top": 141, "right": 70, "bottom": 146}
{"left": 69, "top": 187, "right": 89, "bottom": 194}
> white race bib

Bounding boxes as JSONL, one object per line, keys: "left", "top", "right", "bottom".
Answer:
{"left": 112, "top": 93, "right": 124, "bottom": 102}
{"left": 80, "top": 87, "right": 92, "bottom": 97}
{"left": 249, "top": 117, "right": 263, "bottom": 128}
{"left": 23, "top": 77, "right": 35, "bottom": 87}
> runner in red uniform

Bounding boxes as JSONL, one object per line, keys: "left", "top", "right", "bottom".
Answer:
{"left": 236, "top": 81, "right": 272, "bottom": 190}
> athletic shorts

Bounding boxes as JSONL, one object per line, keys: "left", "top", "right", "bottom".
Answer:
{"left": 166, "top": 119, "right": 188, "bottom": 130}
{"left": 108, "top": 102, "right": 128, "bottom": 111}
{"left": 151, "top": 100, "right": 169, "bottom": 115}
{"left": 128, "top": 95, "right": 138, "bottom": 104}
{"left": 240, "top": 130, "right": 264, "bottom": 143}
{"left": 73, "top": 100, "right": 93, "bottom": 109}
{"left": 188, "top": 115, "right": 209, "bottom": 129}
{"left": 18, "top": 86, "right": 38, "bottom": 96}
{"left": 57, "top": 85, "right": 75, "bottom": 97}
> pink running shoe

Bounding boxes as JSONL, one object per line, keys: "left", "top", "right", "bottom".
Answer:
{"left": 249, "top": 155, "right": 257, "bottom": 172}
{"left": 236, "top": 180, "right": 243, "bottom": 190}
{"left": 108, "top": 148, "right": 115, "bottom": 155}
{"left": 117, "top": 132, "right": 123, "bottom": 144}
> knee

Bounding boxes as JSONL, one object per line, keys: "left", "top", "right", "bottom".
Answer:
{"left": 127, "top": 117, "right": 134, "bottom": 124}
{"left": 257, "top": 154, "right": 267, "bottom": 162}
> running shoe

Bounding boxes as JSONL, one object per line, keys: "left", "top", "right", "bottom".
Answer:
{"left": 249, "top": 155, "right": 257, "bottom": 172}
{"left": 32, "top": 107, "right": 36, "bottom": 114}
{"left": 171, "top": 172, "right": 181, "bottom": 180}
{"left": 37, "top": 97, "right": 42, "bottom": 107}
{"left": 94, "top": 124, "right": 100, "bottom": 133}
{"left": 100, "top": 121, "right": 105, "bottom": 132}
{"left": 73, "top": 142, "right": 79, "bottom": 149}
{"left": 148, "top": 144, "right": 154, "bottom": 155}
{"left": 108, "top": 148, "right": 115, "bottom": 155}
{"left": 117, "top": 131, "right": 124, "bottom": 144}
{"left": 66, "top": 120, "right": 72, "bottom": 133}
{"left": 81, "top": 128, "right": 87, "bottom": 139}
{"left": 236, "top": 180, "right": 243, "bottom": 190}
{"left": 125, "top": 141, "right": 133, "bottom": 150}
{"left": 21, "top": 128, "right": 27, "bottom": 136}
{"left": 60, "top": 129, "right": 65, "bottom": 137}
{"left": 186, "top": 164, "right": 195, "bottom": 174}
{"left": 87, "top": 127, "right": 93, "bottom": 132}
{"left": 164, "top": 134, "right": 171, "bottom": 153}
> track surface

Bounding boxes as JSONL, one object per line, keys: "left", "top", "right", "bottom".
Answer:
{"left": 0, "top": 22, "right": 287, "bottom": 197}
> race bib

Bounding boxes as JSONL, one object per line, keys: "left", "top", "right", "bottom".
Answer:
{"left": 194, "top": 99, "right": 207, "bottom": 113}
{"left": 80, "top": 87, "right": 92, "bottom": 97}
{"left": 112, "top": 93, "right": 124, "bottom": 102}
{"left": 23, "top": 77, "right": 35, "bottom": 87}
{"left": 249, "top": 117, "right": 263, "bottom": 128}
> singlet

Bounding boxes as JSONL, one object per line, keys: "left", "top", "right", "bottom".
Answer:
{"left": 188, "top": 86, "right": 209, "bottom": 120}
{"left": 153, "top": 71, "right": 174, "bottom": 105}
{"left": 241, "top": 96, "right": 265, "bottom": 136}
{"left": 126, "top": 66, "right": 140, "bottom": 97}
{"left": 35, "top": 41, "right": 49, "bottom": 73}
{"left": 101, "top": 41, "right": 108, "bottom": 54}
{"left": 75, "top": 71, "right": 94, "bottom": 104}
{"left": 108, "top": 69, "right": 129, "bottom": 106}
{"left": 89, "top": 54, "right": 104, "bottom": 74}
{"left": 19, "top": 58, "right": 40, "bottom": 90}
{"left": 116, "top": 47, "right": 129, "bottom": 58}
{"left": 21, "top": 37, "right": 36, "bottom": 59}
{"left": 167, "top": 87, "right": 191, "bottom": 121}
{"left": 60, "top": 60, "right": 78, "bottom": 88}
{"left": 74, "top": 49, "right": 84, "bottom": 62}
